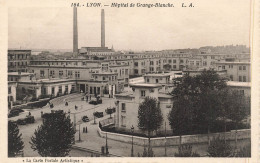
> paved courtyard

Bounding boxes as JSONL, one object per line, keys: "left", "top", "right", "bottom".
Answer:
{"left": 8, "top": 93, "right": 251, "bottom": 157}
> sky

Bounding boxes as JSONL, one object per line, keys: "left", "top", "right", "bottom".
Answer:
{"left": 8, "top": 0, "right": 252, "bottom": 51}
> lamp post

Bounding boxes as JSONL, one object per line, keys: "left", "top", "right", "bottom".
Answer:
{"left": 78, "top": 123, "right": 81, "bottom": 142}
{"left": 131, "top": 125, "right": 134, "bottom": 157}
{"left": 105, "top": 132, "right": 109, "bottom": 156}
{"left": 164, "top": 121, "right": 167, "bottom": 156}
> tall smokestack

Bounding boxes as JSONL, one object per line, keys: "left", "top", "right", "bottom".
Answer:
{"left": 73, "top": 7, "right": 78, "bottom": 54}
{"left": 101, "top": 9, "right": 105, "bottom": 48}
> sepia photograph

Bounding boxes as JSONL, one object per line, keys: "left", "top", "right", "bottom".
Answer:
{"left": 2, "top": 0, "right": 259, "bottom": 162}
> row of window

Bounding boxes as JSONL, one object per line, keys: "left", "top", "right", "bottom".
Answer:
{"left": 238, "top": 76, "right": 247, "bottom": 82}
{"left": 40, "top": 70, "right": 80, "bottom": 78}
{"left": 8, "top": 62, "right": 28, "bottom": 66}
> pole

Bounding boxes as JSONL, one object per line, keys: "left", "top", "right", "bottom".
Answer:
{"left": 131, "top": 129, "right": 134, "bottom": 157}
{"left": 74, "top": 113, "right": 76, "bottom": 130}
{"left": 105, "top": 132, "right": 108, "bottom": 156}
{"left": 164, "top": 121, "right": 167, "bottom": 156}
{"left": 79, "top": 123, "right": 81, "bottom": 141}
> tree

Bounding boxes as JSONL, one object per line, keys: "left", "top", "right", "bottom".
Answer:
{"left": 8, "top": 121, "right": 24, "bottom": 157}
{"left": 225, "top": 90, "right": 250, "bottom": 147}
{"left": 207, "top": 137, "right": 233, "bottom": 157}
{"left": 30, "top": 112, "right": 75, "bottom": 157}
{"left": 105, "top": 107, "right": 114, "bottom": 118}
{"left": 138, "top": 97, "right": 163, "bottom": 156}
{"left": 168, "top": 70, "right": 227, "bottom": 144}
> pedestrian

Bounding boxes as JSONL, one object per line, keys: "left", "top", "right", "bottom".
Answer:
{"left": 86, "top": 96, "right": 88, "bottom": 101}
{"left": 75, "top": 105, "right": 78, "bottom": 110}
{"left": 85, "top": 126, "right": 88, "bottom": 133}
{"left": 90, "top": 95, "right": 91, "bottom": 100}
{"left": 65, "top": 101, "right": 68, "bottom": 106}
{"left": 28, "top": 112, "right": 31, "bottom": 116}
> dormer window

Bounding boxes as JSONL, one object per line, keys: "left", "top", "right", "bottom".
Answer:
{"left": 141, "top": 90, "right": 146, "bottom": 97}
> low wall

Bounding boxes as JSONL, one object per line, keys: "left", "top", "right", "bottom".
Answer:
{"left": 11, "top": 98, "right": 50, "bottom": 110}
{"left": 98, "top": 128, "right": 250, "bottom": 147}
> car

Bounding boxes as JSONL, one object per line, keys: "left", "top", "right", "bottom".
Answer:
{"left": 93, "top": 111, "right": 104, "bottom": 118}
{"left": 89, "top": 96, "right": 102, "bottom": 105}
{"left": 82, "top": 116, "right": 90, "bottom": 122}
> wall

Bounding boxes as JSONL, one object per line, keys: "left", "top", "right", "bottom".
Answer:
{"left": 98, "top": 128, "right": 250, "bottom": 147}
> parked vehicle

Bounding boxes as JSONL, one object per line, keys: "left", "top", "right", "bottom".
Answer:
{"left": 89, "top": 96, "right": 102, "bottom": 105}
{"left": 82, "top": 116, "right": 90, "bottom": 122}
{"left": 93, "top": 111, "right": 104, "bottom": 118}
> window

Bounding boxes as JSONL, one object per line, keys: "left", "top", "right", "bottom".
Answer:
{"left": 134, "top": 62, "right": 138, "bottom": 67}
{"left": 211, "top": 56, "right": 215, "bottom": 59}
{"left": 150, "top": 61, "right": 154, "bottom": 65}
{"left": 173, "top": 60, "right": 176, "bottom": 63}
{"left": 230, "top": 75, "right": 233, "bottom": 81}
{"left": 156, "top": 79, "right": 159, "bottom": 83}
{"left": 122, "top": 103, "right": 126, "bottom": 112}
{"left": 173, "top": 65, "right": 177, "bottom": 69}
{"left": 222, "top": 66, "right": 225, "bottom": 70}
{"left": 180, "top": 60, "right": 184, "bottom": 63}
{"left": 68, "top": 70, "right": 72, "bottom": 77}
{"left": 243, "top": 76, "right": 246, "bottom": 82}
{"left": 75, "top": 71, "right": 80, "bottom": 78}
{"left": 243, "top": 66, "right": 246, "bottom": 70}
{"left": 52, "top": 87, "right": 55, "bottom": 95}
{"left": 121, "top": 116, "right": 126, "bottom": 127}
{"left": 168, "top": 60, "right": 172, "bottom": 63}
{"left": 103, "top": 76, "right": 106, "bottom": 81}
{"left": 125, "top": 69, "right": 128, "bottom": 75}
{"left": 59, "top": 70, "right": 63, "bottom": 76}
{"left": 147, "top": 79, "right": 150, "bottom": 83}
{"left": 58, "top": 86, "right": 62, "bottom": 94}
{"left": 239, "top": 66, "right": 242, "bottom": 70}
{"left": 40, "top": 70, "right": 45, "bottom": 77}
{"left": 134, "top": 69, "right": 138, "bottom": 74}
{"left": 239, "top": 76, "right": 242, "bottom": 82}
{"left": 8, "top": 87, "right": 11, "bottom": 94}
{"left": 141, "top": 90, "right": 146, "bottom": 97}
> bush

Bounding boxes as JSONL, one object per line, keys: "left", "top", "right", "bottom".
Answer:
{"left": 8, "top": 110, "right": 20, "bottom": 118}
{"left": 25, "top": 116, "right": 35, "bottom": 124}
{"left": 236, "top": 144, "right": 251, "bottom": 157}
{"left": 174, "top": 144, "right": 200, "bottom": 157}
{"left": 16, "top": 119, "right": 27, "bottom": 125}
{"left": 207, "top": 137, "right": 233, "bottom": 157}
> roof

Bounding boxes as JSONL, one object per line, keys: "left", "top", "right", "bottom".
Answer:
{"left": 144, "top": 73, "right": 170, "bottom": 77}
{"left": 216, "top": 62, "right": 251, "bottom": 65}
{"left": 92, "top": 72, "right": 117, "bottom": 75}
{"left": 227, "top": 81, "right": 251, "bottom": 88}
{"left": 129, "top": 83, "right": 162, "bottom": 88}
{"left": 8, "top": 72, "right": 34, "bottom": 76}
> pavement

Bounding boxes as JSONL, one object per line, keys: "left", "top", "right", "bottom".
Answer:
{"left": 8, "top": 93, "right": 251, "bottom": 157}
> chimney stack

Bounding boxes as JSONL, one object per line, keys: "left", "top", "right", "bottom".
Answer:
{"left": 101, "top": 9, "right": 105, "bottom": 48}
{"left": 73, "top": 7, "right": 78, "bottom": 55}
